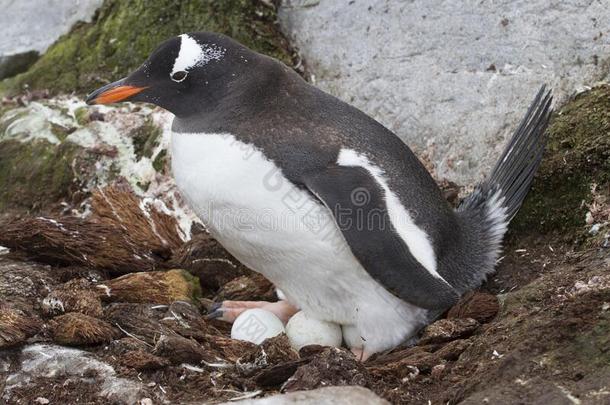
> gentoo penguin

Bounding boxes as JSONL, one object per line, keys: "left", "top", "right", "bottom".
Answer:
{"left": 87, "top": 32, "right": 553, "bottom": 359}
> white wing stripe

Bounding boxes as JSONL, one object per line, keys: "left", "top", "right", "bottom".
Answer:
{"left": 337, "top": 148, "right": 444, "bottom": 281}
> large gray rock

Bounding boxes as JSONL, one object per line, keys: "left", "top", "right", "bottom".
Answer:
{"left": 279, "top": 0, "right": 610, "bottom": 185}
{"left": 0, "top": 0, "right": 103, "bottom": 79}
{"left": 220, "top": 386, "right": 389, "bottom": 405}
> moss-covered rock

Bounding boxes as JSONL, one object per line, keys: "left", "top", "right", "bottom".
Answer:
{"left": 509, "top": 85, "right": 610, "bottom": 238}
{"left": 131, "top": 118, "right": 162, "bottom": 161}
{"left": 0, "top": 139, "right": 80, "bottom": 212}
{"left": 3, "top": 0, "right": 294, "bottom": 95}
{"left": 0, "top": 98, "right": 177, "bottom": 214}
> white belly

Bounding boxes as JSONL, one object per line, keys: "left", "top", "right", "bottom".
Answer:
{"left": 171, "top": 132, "right": 428, "bottom": 353}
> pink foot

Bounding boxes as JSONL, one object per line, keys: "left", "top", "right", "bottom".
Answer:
{"left": 350, "top": 347, "right": 372, "bottom": 362}
{"left": 207, "top": 300, "right": 299, "bottom": 324}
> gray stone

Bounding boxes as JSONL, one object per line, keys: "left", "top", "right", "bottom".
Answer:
{"left": 2, "top": 344, "right": 145, "bottom": 404}
{"left": 219, "top": 386, "right": 389, "bottom": 405}
{"left": 279, "top": 1, "right": 610, "bottom": 185}
{"left": 0, "top": 0, "right": 103, "bottom": 78}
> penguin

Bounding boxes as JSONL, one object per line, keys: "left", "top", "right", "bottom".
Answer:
{"left": 87, "top": 32, "right": 553, "bottom": 360}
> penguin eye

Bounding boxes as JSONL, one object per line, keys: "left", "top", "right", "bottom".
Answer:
{"left": 171, "top": 70, "right": 188, "bottom": 82}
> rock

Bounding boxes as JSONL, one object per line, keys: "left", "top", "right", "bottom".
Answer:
{"left": 218, "top": 386, "right": 389, "bottom": 405}
{"left": 215, "top": 274, "right": 277, "bottom": 302}
{"left": 279, "top": 1, "right": 610, "bottom": 185}
{"left": 0, "top": 137, "right": 82, "bottom": 212}
{"left": 0, "top": 305, "right": 42, "bottom": 348}
{"left": 0, "top": 98, "right": 194, "bottom": 233}
{"left": 98, "top": 269, "right": 202, "bottom": 305}
{"left": 447, "top": 291, "right": 500, "bottom": 323}
{"left": 0, "top": 0, "right": 102, "bottom": 79}
{"left": 2, "top": 344, "right": 146, "bottom": 404}
{"left": 510, "top": 85, "right": 610, "bottom": 235}
{"left": 0, "top": 258, "right": 59, "bottom": 310}
{"left": 8, "top": 0, "right": 295, "bottom": 94}
{"left": 419, "top": 318, "right": 480, "bottom": 345}
{"left": 0, "top": 51, "right": 39, "bottom": 80}
{"left": 282, "top": 347, "right": 370, "bottom": 392}
{"left": 42, "top": 278, "right": 103, "bottom": 317}
{"left": 49, "top": 312, "right": 119, "bottom": 346}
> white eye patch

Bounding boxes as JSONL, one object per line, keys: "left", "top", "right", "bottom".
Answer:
{"left": 171, "top": 34, "right": 226, "bottom": 79}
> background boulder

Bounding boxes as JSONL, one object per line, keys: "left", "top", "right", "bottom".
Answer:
{"left": 0, "top": 0, "right": 103, "bottom": 79}
{"left": 279, "top": 0, "right": 610, "bottom": 185}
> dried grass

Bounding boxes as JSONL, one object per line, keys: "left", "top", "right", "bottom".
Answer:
{"left": 50, "top": 312, "right": 118, "bottom": 346}
{"left": 0, "top": 184, "right": 185, "bottom": 274}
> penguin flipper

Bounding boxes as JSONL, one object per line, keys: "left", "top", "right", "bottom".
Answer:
{"left": 302, "top": 166, "right": 459, "bottom": 311}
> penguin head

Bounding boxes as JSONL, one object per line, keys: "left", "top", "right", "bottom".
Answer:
{"left": 86, "top": 32, "right": 252, "bottom": 116}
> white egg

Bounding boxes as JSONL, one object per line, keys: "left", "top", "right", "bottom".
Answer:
{"left": 231, "top": 308, "right": 285, "bottom": 345}
{"left": 285, "top": 311, "right": 342, "bottom": 351}
{"left": 341, "top": 324, "right": 364, "bottom": 350}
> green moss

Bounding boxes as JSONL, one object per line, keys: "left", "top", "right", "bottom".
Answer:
{"left": 50, "top": 123, "right": 73, "bottom": 142}
{"left": 131, "top": 118, "right": 161, "bottom": 160}
{"left": 164, "top": 269, "right": 203, "bottom": 303}
{"left": 152, "top": 149, "right": 168, "bottom": 173}
{"left": 0, "top": 139, "right": 80, "bottom": 212}
{"left": 4, "top": 0, "right": 294, "bottom": 95}
{"left": 509, "top": 85, "right": 610, "bottom": 238}
{"left": 74, "top": 106, "right": 91, "bottom": 126}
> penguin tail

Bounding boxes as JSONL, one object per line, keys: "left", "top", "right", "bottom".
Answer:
{"left": 457, "top": 85, "right": 553, "bottom": 268}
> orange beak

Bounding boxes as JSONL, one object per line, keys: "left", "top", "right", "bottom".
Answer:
{"left": 86, "top": 79, "right": 147, "bottom": 105}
